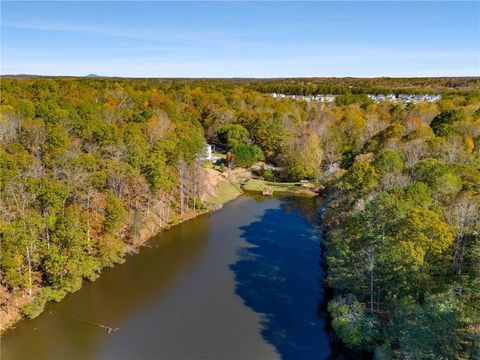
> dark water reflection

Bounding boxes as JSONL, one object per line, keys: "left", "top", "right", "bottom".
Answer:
{"left": 2, "top": 195, "right": 343, "bottom": 360}
{"left": 231, "top": 196, "right": 332, "bottom": 360}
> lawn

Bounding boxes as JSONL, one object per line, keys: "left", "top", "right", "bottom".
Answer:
{"left": 208, "top": 179, "right": 243, "bottom": 206}
{"left": 242, "top": 179, "right": 314, "bottom": 195}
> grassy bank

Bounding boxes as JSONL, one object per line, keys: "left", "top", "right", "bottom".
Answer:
{"left": 208, "top": 179, "right": 243, "bottom": 206}
{"left": 242, "top": 179, "right": 317, "bottom": 196}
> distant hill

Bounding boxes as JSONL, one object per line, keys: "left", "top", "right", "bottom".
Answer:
{"left": 85, "top": 74, "right": 101, "bottom": 78}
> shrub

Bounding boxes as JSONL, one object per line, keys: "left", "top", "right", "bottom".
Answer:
{"left": 262, "top": 169, "right": 274, "bottom": 181}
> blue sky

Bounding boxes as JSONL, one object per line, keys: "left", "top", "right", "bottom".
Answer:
{"left": 1, "top": 1, "right": 479, "bottom": 77}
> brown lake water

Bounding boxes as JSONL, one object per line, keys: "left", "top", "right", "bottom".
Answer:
{"left": 1, "top": 195, "right": 334, "bottom": 360}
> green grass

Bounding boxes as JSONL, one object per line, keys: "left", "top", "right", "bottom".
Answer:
{"left": 209, "top": 177, "right": 315, "bottom": 207}
{"left": 209, "top": 179, "right": 243, "bottom": 206}
{"left": 243, "top": 179, "right": 311, "bottom": 195}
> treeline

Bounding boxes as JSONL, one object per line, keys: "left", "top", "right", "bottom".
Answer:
{"left": 321, "top": 100, "right": 480, "bottom": 358}
{"left": 7, "top": 75, "right": 479, "bottom": 95}
{"left": 0, "top": 77, "right": 479, "bottom": 358}
{"left": 248, "top": 77, "right": 480, "bottom": 96}
{"left": 0, "top": 78, "right": 209, "bottom": 318}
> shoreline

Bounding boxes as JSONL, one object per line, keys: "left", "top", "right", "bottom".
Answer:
{"left": 0, "top": 171, "right": 241, "bottom": 336}
{"left": 0, "top": 169, "right": 316, "bottom": 336}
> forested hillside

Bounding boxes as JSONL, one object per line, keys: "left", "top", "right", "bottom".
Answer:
{"left": 317, "top": 94, "right": 480, "bottom": 357}
{"left": 1, "top": 77, "right": 479, "bottom": 359}
{"left": 0, "top": 78, "right": 211, "bottom": 323}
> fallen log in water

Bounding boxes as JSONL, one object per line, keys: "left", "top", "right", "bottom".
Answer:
{"left": 50, "top": 311, "right": 119, "bottom": 335}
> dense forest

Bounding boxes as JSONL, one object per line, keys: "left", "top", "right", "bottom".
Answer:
{"left": 1, "top": 77, "right": 479, "bottom": 359}
{"left": 247, "top": 76, "right": 480, "bottom": 96}
{"left": 321, "top": 102, "right": 480, "bottom": 358}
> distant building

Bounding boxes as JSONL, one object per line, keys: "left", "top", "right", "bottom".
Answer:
{"left": 270, "top": 92, "right": 440, "bottom": 105}
{"left": 198, "top": 143, "right": 213, "bottom": 161}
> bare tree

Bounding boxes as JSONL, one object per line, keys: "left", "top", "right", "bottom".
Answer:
{"left": 20, "top": 119, "right": 46, "bottom": 157}
{"left": 380, "top": 172, "right": 412, "bottom": 191}
{"left": 147, "top": 110, "right": 171, "bottom": 146}
{"left": 401, "top": 140, "right": 428, "bottom": 168}
{"left": 439, "top": 135, "right": 469, "bottom": 164}
{"left": 178, "top": 159, "right": 187, "bottom": 215}
{"left": 445, "top": 193, "right": 480, "bottom": 276}
{"left": 0, "top": 111, "right": 23, "bottom": 143}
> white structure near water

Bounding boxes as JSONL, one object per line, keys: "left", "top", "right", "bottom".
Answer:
{"left": 198, "top": 143, "right": 213, "bottom": 161}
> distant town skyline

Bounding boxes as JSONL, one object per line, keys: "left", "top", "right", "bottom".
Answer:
{"left": 1, "top": 1, "right": 479, "bottom": 77}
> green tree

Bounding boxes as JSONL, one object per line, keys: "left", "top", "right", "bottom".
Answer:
{"left": 392, "top": 297, "right": 462, "bottom": 360}
{"left": 124, "top": 123, "right": 149, "bottom": 169}
{"left": 231, "top": 143, "right": 265, "bottom": 167}
{"left": 338, "top": 162, "right": 379, "bottom": 198}
{"left": 217, "top": 124, "right": 250, "bottom": 148}
{"left": 430, "top": 109, "right": 466, "bottom": 136}
{"left": 413, "top": 160, "right": 462, "bottom": 200}
{"left": 250, "top": 116, "right": 288, "bottom": 156}
{"left": 328, "top": 295, "right": 379, "bottom": 349}
{"left": 42, "top": 124, "right": 71, "bottom": 154}
{"left": 103, "top": 192, "right": 127, "bottom": 235}
{"left": 374, "top": 149, "right": 404, "bottom": 174}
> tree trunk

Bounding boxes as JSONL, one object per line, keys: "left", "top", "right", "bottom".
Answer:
{"left": 25, "top": 246, "right": 32, "bottom": 297}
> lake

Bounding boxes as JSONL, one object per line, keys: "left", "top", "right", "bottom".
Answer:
{"left": 1, "top": 195, "right": 334, "bottom": 359}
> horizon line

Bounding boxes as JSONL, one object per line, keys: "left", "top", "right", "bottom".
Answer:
{"left": 2, "top": 74, "right": 480, "bottom": 79}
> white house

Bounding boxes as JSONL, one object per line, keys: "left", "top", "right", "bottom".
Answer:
{"left": 198, "top": 143, "right": 213, "bottom": 161}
